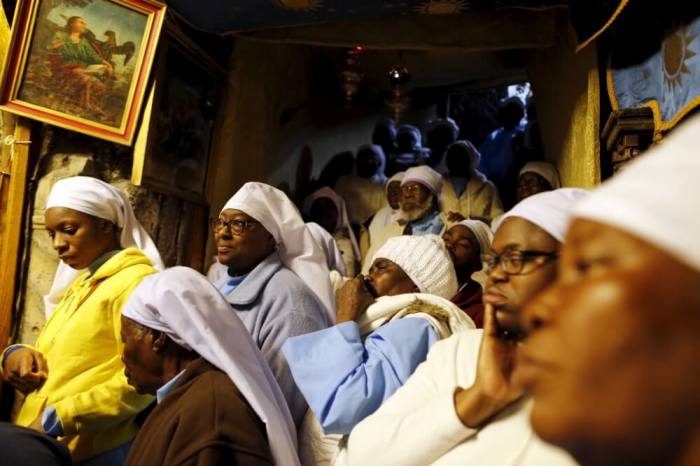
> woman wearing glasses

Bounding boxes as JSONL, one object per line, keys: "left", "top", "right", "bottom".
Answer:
{"left": 338, "top": 188, "right": 586, "bottom": 466}
{"left": 211, "top": 182, "right": 333, "bottom": 429}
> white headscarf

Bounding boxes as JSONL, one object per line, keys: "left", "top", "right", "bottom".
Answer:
{"left": 302, "top": 187, "right": 361, "bottom": 262}
{"left": 572, "top": 115, "right": 700, "bottom": 272}
{"left": 397, "top": 124, "right": 423, "bottom": 149}
{"left": 402, "top": 165, "right": 444, "bottom": 197}
{"left": 456, "top": 219, "right": 493, "bottom": 256}
{"left": 372, "top": 234, "right": 458, "bottom": 299}
{"left": 122, "top": 267, "right": 300, "bottom": 466}
{"left": 43, "top": 176, "right": 164, "bottom": 318}
{"left": 356, "top": 144, "right": 387, "bottom": 183}
{"left": 519, "top": 161, "right": 561, "bottom": 189}
{"left": 446, "top": 140, "right": 482, "bottom": 172}
{"left": 493, "top": 188, "right": 589, "bottom": 242}
{"left": 306, "top": 222, "right": 347, "bottom": 276}
{"left": 222, "top": 182, "right": 335, "bottom": 320}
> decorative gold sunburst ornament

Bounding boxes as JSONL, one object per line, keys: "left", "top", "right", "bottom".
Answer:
{"left": 275, "top": 0, "right": 323, "bottom": 11}
{"left": 415, "top": 0, "right": 469, "bottom": 15}
{"left": 662, "top": 25, "right": 697, "bottom": 92}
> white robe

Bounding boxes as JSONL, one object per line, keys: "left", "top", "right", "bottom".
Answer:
{"left": 337, "top": 330, "right": 578, "bottom": 466}
{"left": 440, "top": 173, "right": 504, "bottom": 222}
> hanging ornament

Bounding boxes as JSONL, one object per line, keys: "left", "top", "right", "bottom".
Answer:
{"left": 340, "top": 45, "right": 364, "bottom": 108}
{"left": 386, "top": 64, "right": 411, "bottom": 123}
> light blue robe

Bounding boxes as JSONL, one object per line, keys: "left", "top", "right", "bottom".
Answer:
{"left": 282, "top": 318, "right": 438, "bottom": 435}
{"left": 218, "top": 252, "right": 330, "bottom": 427}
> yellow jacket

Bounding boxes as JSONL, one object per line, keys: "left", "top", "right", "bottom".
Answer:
{"left": 14, "top": 248, "right": 156, "bottom": 461}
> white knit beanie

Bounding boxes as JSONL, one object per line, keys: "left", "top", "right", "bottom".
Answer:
{"left": 371, "top": 234, "right": 458, "bottom": 299}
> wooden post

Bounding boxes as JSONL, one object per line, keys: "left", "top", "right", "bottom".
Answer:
{"left": 0, "top": 117, "right": 32, "bottom": 349}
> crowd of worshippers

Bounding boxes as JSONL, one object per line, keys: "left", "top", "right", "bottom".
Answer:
{"left": 0, "top": 112, "right": 699, "bottom": 466}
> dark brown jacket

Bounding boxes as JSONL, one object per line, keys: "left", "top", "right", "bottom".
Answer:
{"left": 126, "top": 357, "right": 273, "bottom": 466}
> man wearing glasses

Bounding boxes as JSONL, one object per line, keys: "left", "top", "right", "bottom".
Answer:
{"left": 362, "top": 165, "right": 444, "bottom": 272}
{"left": 339, "top": 189, "right": 586, "bottom": 466}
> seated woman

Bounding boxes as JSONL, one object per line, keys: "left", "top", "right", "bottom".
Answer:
{"left": 282, "top": 235, "right": 474, "bottom": 465}
{"left": 442, "top": 219, "right": 493, "bottom": 327}
{"left": 0, "top": 176, "right": 163, "bottom": 465}
{"left": 120, "top": 267, "right": 299, "bottom": 466}
{"left": 303, "top": 187, "right": 360, "bottom": 277}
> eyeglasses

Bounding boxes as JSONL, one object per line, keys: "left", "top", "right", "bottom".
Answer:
{"left": 210, "top": 218, "right": 259, "bottom": 235}
{"left": 483, "top": 249, "right": 559, "bottom": 275}
{"left": 401, "top": 184, "right": 425, "bottom": 195}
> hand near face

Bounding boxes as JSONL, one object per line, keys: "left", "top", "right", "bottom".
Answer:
{"left": 3, "top": 347, "right": 49, "bottom": 394}
{"left": 447, "top": 211, "right": 466, "bottom": 223}
{"left": 336, "top": 276, "right": 375, "bottom": 324}
{"left": 453, "top": 304, "right": 524, "bottom": 428}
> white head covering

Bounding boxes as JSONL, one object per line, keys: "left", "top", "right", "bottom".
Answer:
{"left": 222, "top": 182, "right": 335, "bottom": 320}
{"left": 306, "top": 222, "right": 347, "bottom": 276}
{"left": 122, "top": 267, "right": 300, "bottom": 466}
{"left": 302, "top": 187, "right": 361, "bottom": 261}
{"left": 519, "top": 161, "right": 561, "bottom": 189}
{"left": 455, "top": 219, "right": 493, "bottom": 256}
{"left": 446, "top": 140, "right": 482, "bottom": 173}
{"left": 356, "top": 144, "right": 387, "bottom": 183}
{"left": 492, "top": 188, "right": 589, "bottom": 242}
{"left": 43, "top": 176, "right": 164, "bottom": 318}
{"left": 402, "top": 165, "right": 444, "bottom": 197}
{"left": 572, "top": 115, "right": 700, "bottom": 272}
{"left": 386, "top": 171, "right": 405, "bottom": 194}
{"left": 372, "top": 234, "right": 458, "bottom": 299}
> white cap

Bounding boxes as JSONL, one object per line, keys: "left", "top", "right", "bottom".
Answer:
{"left": 573, "top": 114, "right": 700, "bottom": 272}
{"left": 372, "top": 234, "right": 458, "bottom": 299}
{"left": 402, "top": 165, "right": 444, "bottom": 196}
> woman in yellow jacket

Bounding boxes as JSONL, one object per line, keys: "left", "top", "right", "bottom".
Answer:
{"left": 1, "top": 177, "right": 164, "bottom": 465}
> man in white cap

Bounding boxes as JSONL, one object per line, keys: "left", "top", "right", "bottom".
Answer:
{"left": 516, "top": 116, "right": 700, "bottom": 466}
{"left": 361, "top": 165, "right": 445, "bottom": 272}
{"left": 120, "top": 267, "right": 299, "bottom": 466}
{"left": 212, "top": 182, "right": 332, "bottom": 427}
{"left": 340, "top": 189, "right": 586, "bottom": 466}
{"left": 283, "top": 234, "right": 474, "bottom": 465}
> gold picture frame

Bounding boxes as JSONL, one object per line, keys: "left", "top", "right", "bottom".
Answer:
{"left": 0, "top": 0, "right": 166, "bottom": 145}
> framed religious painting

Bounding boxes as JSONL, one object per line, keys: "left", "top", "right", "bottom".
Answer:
{"left": 0, "top": 0, "right": 166, "bottom": 145}
{"left": 131, "top": 26, "right": 225, "bottom": 203}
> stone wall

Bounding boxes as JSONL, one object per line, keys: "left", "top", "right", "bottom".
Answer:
{"left": 15, "top": 126, "right": 203, "bottom": 345}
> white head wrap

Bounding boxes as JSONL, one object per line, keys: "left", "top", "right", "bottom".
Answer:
{"left": 386, "top": 171, "right": 405, "bottom": 193}
{"left": 356, "top": 144, "right": 387, "bottom": 183}
{"left": 222, "top": 182, "right": 335, "bottom": 320}
{"left": 43, "top": 176, "right": 164, "bottom": 318}
{"left": 302, "top": 187, "right": 360, "bottom": 261}
{"left": 455, "top": 219, "right": 493, "bottom": 256}
{"left": 572, "top": 116, "right": 700, "bottom": 272}
{"left": 493, "top": 188, "right": 589, "bottom": 242}
{"left": 446, "top": 140, "right": 482, "bottom": 173}
{"left": 402, "top": 165, "right": 444, "bottom": 197}
{"left": 519, "top": 161, "right": 561, "bottom": 189}
{"left": 306, "top": 222, "right": 347, "bottom": 276}
{"left": 122, "top": 267, "right": 300, "bottom": 466}
{"left": 375, "top": 118, "right": 397, "bottom": 139}
{"left": 372, "top": 234, "right": 458, "bottom": 299}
